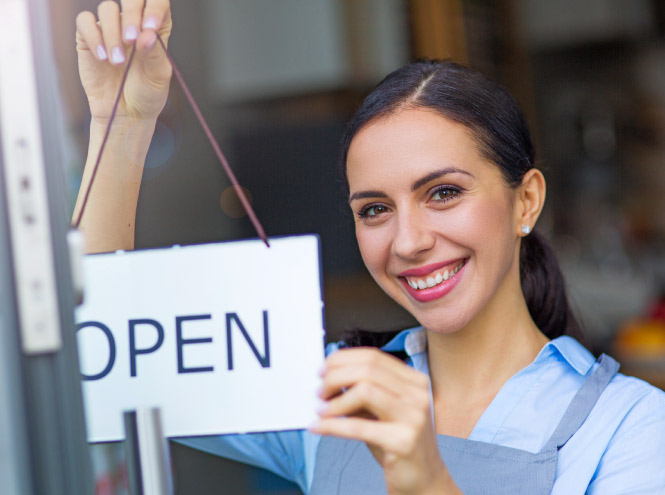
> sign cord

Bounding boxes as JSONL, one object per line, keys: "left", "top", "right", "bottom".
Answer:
{"left": 155, "top": 34, "right": 269, "bottom": 247}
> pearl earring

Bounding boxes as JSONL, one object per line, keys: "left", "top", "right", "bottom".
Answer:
{"left": 521, "top": 225, "right": 531, "bottom": 235}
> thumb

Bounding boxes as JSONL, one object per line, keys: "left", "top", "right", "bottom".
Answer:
{"left": 134, "top": 29, "right": 172, "bottom": 82}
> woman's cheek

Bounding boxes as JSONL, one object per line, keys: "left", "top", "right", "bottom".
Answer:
{"left": 456, "top": 192, "right": 513, "bottom": 241}
{"left": 357, "top": 227, "right": 386, "bottom": 268}
{"left": 462, "top": 197, "right": 517, "bottom": 276}
{"left": 356, "top": 225, "right": 395, "bottom": 287}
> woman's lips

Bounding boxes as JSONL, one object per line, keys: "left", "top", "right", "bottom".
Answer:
{"left": 398, "top": 259, "right": 467, "bottom": 303}
{"left": 398, "top": 259, "right": 462, "bottom": 278}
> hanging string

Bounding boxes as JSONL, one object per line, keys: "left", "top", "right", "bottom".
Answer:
{"left": 155, "top": 33, "right": 269, "bottom": 247}
{"left": 73, "top": 34, "right": 270, "bottom": 248}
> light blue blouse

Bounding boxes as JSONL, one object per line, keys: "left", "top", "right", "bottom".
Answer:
{"left": 178, "top": 329, "right": 665, "bottom": 494}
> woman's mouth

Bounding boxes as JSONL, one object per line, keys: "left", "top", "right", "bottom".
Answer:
{"left": 398, "top": 259, "right": 467, "bottom": 303}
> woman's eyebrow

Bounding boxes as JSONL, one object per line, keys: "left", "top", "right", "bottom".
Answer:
{"left": 348, "top": 190, "right": 388, "bottom": 203}
{"left": 411, "top": 167, "right": 474, "bottom": 191}
{"left": 348, "top": 167, "right": 473, "bottom": 203}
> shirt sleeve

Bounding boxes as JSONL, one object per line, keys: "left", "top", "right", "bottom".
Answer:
{"left": 587, "top": 387, "right": 665, "bottom": 494}
{"left": 175, "top": 430, "right": 310, "bottom": 493}
{"left": 172, "top": 344, "right": 342, "bottom": 493}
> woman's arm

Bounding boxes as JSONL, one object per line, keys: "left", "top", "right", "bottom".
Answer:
{"left": 176, "top": 430, "right": 312, "bottom": 494}
{"left": 73, "top": 118, "right": 156, "bottom": 252}
{"left": 72, "top": 0, "right": 173, "bottom": 253}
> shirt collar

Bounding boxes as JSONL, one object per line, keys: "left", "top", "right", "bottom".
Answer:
{"left": 535, "top": 335, "right": 596, "bottom": 375}
{"left": 381, "top": 326, "right": 426, "bottom": 356}
{"left": 381, "top": 329, "right": 595, "bottom": 375}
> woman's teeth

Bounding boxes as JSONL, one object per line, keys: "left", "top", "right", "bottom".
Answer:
{"left": 406, "top": 260, "right": 465, "bottom": 290}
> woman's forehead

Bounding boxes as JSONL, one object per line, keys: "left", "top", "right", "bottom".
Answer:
{"left": 346, "top": 108, "right": 496, "bottom": 189}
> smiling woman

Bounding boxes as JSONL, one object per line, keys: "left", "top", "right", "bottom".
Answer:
{"left": 73, "top": 2, "right": 665, "bottom": 494}
{"left": 347, "top": 108, "right": 535, "bottom": 337}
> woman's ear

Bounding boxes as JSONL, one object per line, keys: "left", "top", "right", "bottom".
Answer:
{"left": 515, "top": 169, "right": 546, "bottom": 236}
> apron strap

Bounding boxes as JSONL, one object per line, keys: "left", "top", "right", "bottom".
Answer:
{"left": 541, "top": 353, "right": 619, "bottom": 452}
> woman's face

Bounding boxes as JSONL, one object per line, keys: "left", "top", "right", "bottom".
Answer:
{"left": 347, "top": 108, "right": 522, "bottom": 334}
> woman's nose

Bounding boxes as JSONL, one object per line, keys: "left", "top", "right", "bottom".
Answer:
{"left": 391, "top": 209, "right": 436, "bottom": 260}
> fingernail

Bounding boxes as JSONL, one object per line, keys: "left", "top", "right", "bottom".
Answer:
{"left": 316, "top": 385, "right": 325, "bottom": 398}
{"left": 318, "top": 364, "right": 326, "bottom": 377}
{"left": 316, "top": 402, "right": 328, "bottom": 415}
{"left": 143, "top": 16, "right": 158, "bottom": 30}
{"left": 306, "top": 420, "right": 320, "bottom": 432}
{"left": 111, "top": 46, "right": 125, "bottom": 65}
{"left": 96, "top": 45, "right": 108, "bottom": 61}
{"left": 124, "top": 25, "right": 138, "bottom": 41}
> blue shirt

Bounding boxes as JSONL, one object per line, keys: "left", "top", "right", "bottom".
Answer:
{"left": 178, "top": 328, "right": 665, "bottom": 494}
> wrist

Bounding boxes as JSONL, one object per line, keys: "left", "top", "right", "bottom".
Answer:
{"left": 90, "top": 115, "right": 157, "bottom": 137}
{"left": 87, "top": 117, "right": 157, "bottom": 166}
{"left": 416, "top": 468, "right": 462, "bottom": 495}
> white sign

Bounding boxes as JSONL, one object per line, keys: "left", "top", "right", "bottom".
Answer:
{"left": 76, "top": 235, "right": 326, "bottom": 443}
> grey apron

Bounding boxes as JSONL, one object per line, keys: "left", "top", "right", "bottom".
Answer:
{"left": 309, "top": 354, "right": 619, "bottom": 495}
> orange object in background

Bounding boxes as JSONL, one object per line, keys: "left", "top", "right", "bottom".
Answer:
{"left": 613, "top": 296, "right": 665, "bottom": 390}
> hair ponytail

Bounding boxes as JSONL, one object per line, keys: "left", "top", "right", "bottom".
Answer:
{"left": 520, "top": 231, "right": 584, "bottom": 341}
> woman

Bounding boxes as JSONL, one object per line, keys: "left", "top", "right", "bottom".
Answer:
{"left": 75, "top": 2, "right": 665, "bottom": 494}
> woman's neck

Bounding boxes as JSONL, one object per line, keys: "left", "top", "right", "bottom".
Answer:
{"left": 427, "top": 312, "right": 547, "bottom": 394}
{"left": 425, "top": 273, "right": 549, "bottom": 436}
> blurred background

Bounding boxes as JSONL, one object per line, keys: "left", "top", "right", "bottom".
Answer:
{"left": 51, "top": 0, "right": 665, "bottom": 493}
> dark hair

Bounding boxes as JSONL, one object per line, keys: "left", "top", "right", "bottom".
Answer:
{"left": 340, "top": 60, "right": 583, "bottom": 342}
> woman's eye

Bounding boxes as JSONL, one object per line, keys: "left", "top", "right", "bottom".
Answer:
{"left": 431, "top": 186, "right": 461, "bottom": 202}
{"left": 358, "top": 204, "right": 389, "bottom": 218}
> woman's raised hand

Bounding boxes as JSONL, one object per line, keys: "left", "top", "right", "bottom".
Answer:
{"left": 312, "top": 348, "right": 461, "bottom": 495}
{"left": 73, "top": 1, "right": 174, "bottom": 252}
{"left": 75, "top": 0, "right": 173, "bottom": 124}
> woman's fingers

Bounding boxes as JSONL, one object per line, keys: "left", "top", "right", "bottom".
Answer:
{"left": 97, "top": 1, "right": 125, "bottom": 66}
{"left": 142, "top": 0, "right": 170, "bottom": 31}
{"left": 312, "top": 416, "right": 421, "bottom": 456}
{"left": 320, "top": 379, "right": 423, "bottom": 424}
{"left": 320, "top": 348, "right": 430, "bottom": 401}
{"left": 134, "top": 0, "right": 172, "bottom": 61}
{"left": 75, "top": 11, "right": 107, "bottom": 61}
{"left": 317, "top": 348, "right": 431, "bottom": 427}
{"left": 75, "top": 0, "right": 173, "bottom": 121}
{"left": 77, "top": 1, "right": 172, "bottom": 60}
{"left": 119, "top": 0, "right": 143, "bottom": 43}
{"left": 319, "top": 363, "right": 402, "bottom": 401}
{"left": 325, "top": 347, "right": 424, "bottom": 383}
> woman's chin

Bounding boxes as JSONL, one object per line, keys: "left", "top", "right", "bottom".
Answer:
{"left": 418, "top": 315, "right": 468, "bottom": 336}
{"left": 400, "top": 289, "right": 474, "bottom": 336}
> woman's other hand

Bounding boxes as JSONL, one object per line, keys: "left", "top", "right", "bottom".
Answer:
{"left": 75, "top": 0, "right": 173, "bottom": 124}
{"left": 312, "top": 348, "right": 461, "bottom": 495}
